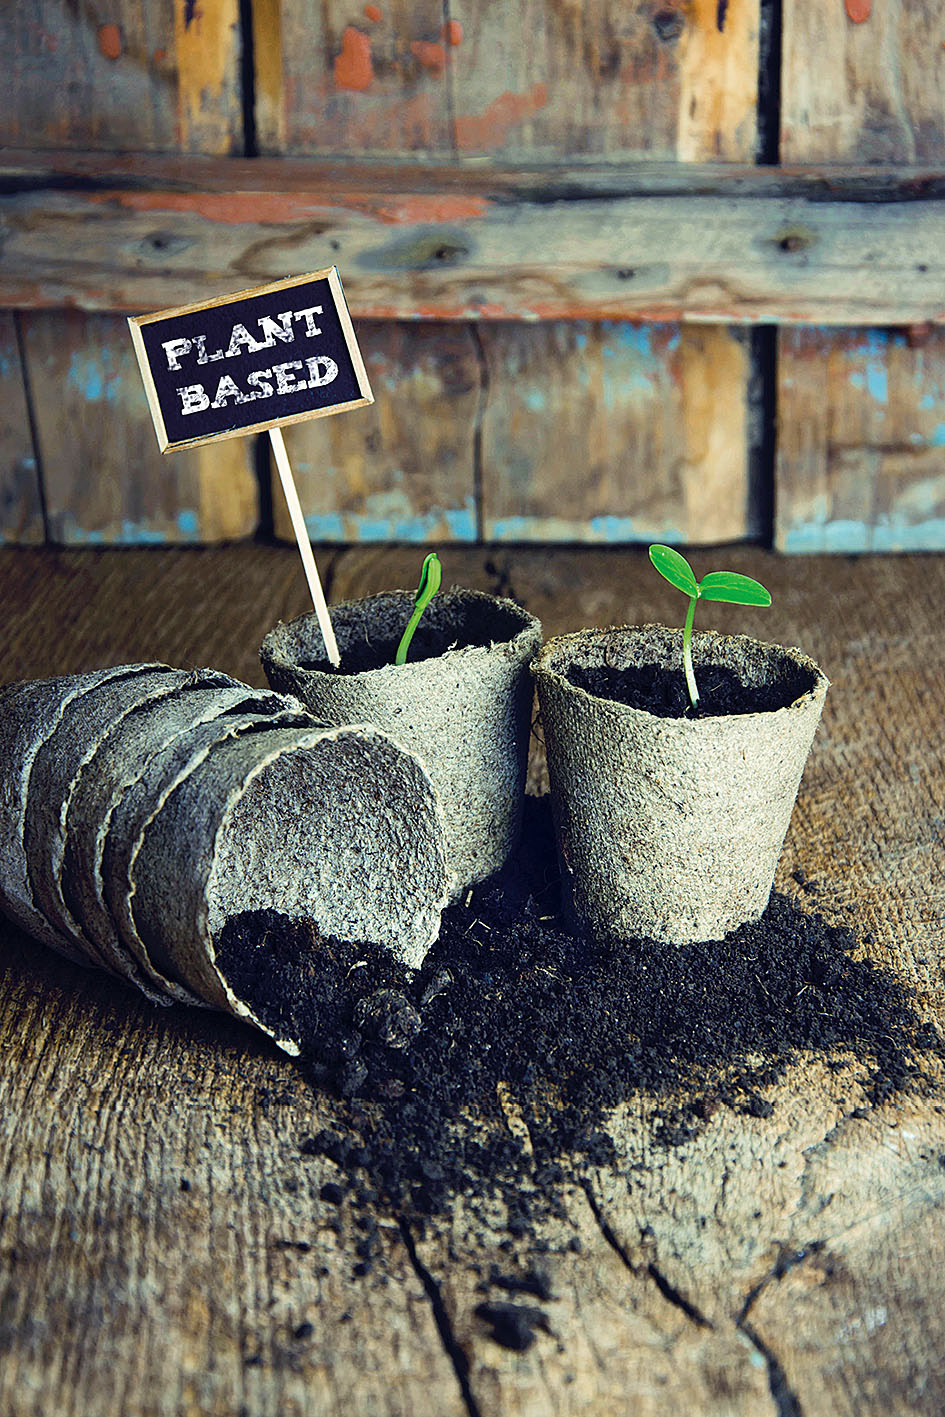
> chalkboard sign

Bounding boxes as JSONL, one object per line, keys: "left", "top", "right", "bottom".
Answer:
{"left": 128, "top": 267, "right": 373, "bottom": 453}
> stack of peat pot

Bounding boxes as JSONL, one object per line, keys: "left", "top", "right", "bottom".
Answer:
{"left": 0, "top": 663, "right": 450, "bottom": 1054}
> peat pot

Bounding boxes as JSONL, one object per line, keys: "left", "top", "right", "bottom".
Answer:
{"left": 533, "top": 624, "right": 829, "bottom": 945}
{"left": 260, "top": 588, "right": 543, "bottom": 896}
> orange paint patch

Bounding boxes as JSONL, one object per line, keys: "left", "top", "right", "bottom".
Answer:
{"left": 97, "top": 23, "right": 122, "bottom": 60}
{"left": 91, "top": 191, "right": 331, "bottom": 225}
{"left": 370, "top": 193, "right": 489, "bottom": 224}
{"left": 364, "top": 3, "right": 382, "bottom": 21}
{"left": 844, "top": 0, "right": 871, "bottom": 19}
{"left": 411, "top": 40, "right": 446, "bottom": 73}
{"left": 89, "top": 188, "right": 489, "bottom": 228}
{"left": 455, "top": 84, "right": 548, "bottom": 150}
{"left": 334, "top": 26, "right": 374, "bottom": 91}
{"left": 443, "top": 19, "right": 463, "bottom": 46}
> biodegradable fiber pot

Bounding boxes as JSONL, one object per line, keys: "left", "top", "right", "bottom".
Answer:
{"left": 260, "top": 588, "right": 543, "bottom": 895}
{"left": 125, "top": 719, "right": 451, "bottom": 1053}
{"left": 533, "top": 625, "right": 829, "bottom": 946}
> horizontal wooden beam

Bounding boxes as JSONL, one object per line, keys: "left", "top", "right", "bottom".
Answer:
{"left": 2, "top": 150, "right": 945, "bottom": 324}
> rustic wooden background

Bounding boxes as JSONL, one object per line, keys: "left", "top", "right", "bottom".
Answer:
{"left": 2, "top": 0, "right": 945, "bottom": 553}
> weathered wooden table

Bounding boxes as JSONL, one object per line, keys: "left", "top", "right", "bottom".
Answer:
{"left": 1, "top": 544, "right": 942, "bottom": 1417}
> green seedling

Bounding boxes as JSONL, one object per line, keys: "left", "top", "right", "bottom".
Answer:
{"left": 395, "top": 552, "right": 442, "bottom": 665}
{"left": 648, "top": 544, "right": 772, "bottom": 712}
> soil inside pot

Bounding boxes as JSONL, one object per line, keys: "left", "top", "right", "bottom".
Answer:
{"left": 566, "top": 661, "right": 815, "bottom": 717}
{"left": 216, "top": 798, "right": 943, "bottom": 1242}
{"left": 296, "top": 597, "right": 527, "bottom": 673}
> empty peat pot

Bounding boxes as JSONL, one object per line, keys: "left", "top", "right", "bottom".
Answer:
{"left": 260, "top": 588, "right": 543, "bottom": 895}
{"left": 125, "top": 719, "right": 450, "bottom": 1053}
{"left": 0, "top": 669, "right": 451, "bottom": 1056}
{"left": 533, "top": 624, "right": 829, "bottom": 945}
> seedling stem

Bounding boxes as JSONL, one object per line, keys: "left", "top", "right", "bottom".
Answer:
{"left": 682, "top": 592, "right": 700, "bottom": 709}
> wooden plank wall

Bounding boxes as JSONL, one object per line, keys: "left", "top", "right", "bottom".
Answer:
{"left": 776, "top": 0, "right": 945, "bottom": 552}
{"left": 272, "top": 0, "right": 761, "bottom": 545}
{"left": 1, "top": 0, "right": 943, "bottom": 552}
{"left": 0, "top": 1, "right": 256, "bottom": 546}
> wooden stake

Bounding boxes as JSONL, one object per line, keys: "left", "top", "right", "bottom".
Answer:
{"left": 269, "top": 426, "right": 340, "bottom": 667}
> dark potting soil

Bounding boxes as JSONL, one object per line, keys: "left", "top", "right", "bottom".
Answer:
{"left": 300, "top": 615, "right": 498, "bottom": 674}
{"left": 567, "top": 661, "right": 805, "bottom": 717}
{"left": 315, "top": 621, "right": 467, "bottom": 673}
{"left": 216, "top": 798, "right": 943, "bottom": 1235}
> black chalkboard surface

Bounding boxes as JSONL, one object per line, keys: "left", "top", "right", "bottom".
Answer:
{"left": 128, "top": 268, "right": 373, "bottom": 452}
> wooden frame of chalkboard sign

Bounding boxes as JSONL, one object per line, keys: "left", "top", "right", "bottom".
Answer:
{"left": 128, "top": 266, "right": 373, "bottom": 454}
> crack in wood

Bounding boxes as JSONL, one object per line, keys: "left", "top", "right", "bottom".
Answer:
{"left": 736, "top": 1242, "right": 825, "bottom": 1328}
{"left": 581, "top": 1181, "right": 712, "bottom": 1329}
{"left": 737, "top": 1319, "right": 804, "bottom": 1417}
{"left": 396, "top": 1216, "right": 483, "bottom": 1417}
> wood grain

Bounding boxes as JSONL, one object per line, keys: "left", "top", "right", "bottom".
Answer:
{"left": 254, "top": 0, "right": 452, "bottom": 156}
{"left": 781, "top": 0, "right": 945, "bottom": 163}
{"left": 19, "top": 311, "right": 258, "bottom": 546}
{"left": 479, "top": 323, "right": 756, "bottom": 543}
{"left": 776, "top": 327, "right": 945, "bottom": 552}
{"left": 3, "top": 153, "right": 944, "bottom": 324}
{"left": 447, "top": 0, "right": 759, "bottom": 161}
{"left": 1, "top": 544, "right": 944, "bottom": 1415}
{"left": 0, "top": 0, "right": 243, "bottom": 154}
{"left": 0, "top": 313, "right": 44, "bottom": 545}
{"left": 272, "top": 322, "right": 479, "bottom": 543}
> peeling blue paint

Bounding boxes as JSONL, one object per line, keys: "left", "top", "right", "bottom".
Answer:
{"left": 920, "top": 393, "right": 936, "bottom": 410}
{"left": 118, "top": 521, "right": 167, "bottom": 545}
{"left": 177, "top": 509, "right": 199, "bottom": 538}
{"left": 67, "top": 351, "right": 119, "bottom": 404}
{"left": 783, "top": 518, "right": 945, "bottom": 553}
{"left": 865, "top": 361, "right": 888, "bottom": 405}
{"left": 611, "top": 324, "right": 654, "bottom": 356}
{"left": 444, "top": 504, "right": 477, "bottom": 540}
{"left": 870, "top": 519, "right": 945, "bottom": 551}
{"left": 522, "top": 388, "right": 548, "bottom": 412}
{"left": 931, "top": 423, "right": 945, "bottom": 447}
{"left": 589, "top": 514, "right": 684, "bottom": 543}
{"left": 302, "top": 511, "right": 346, "bottom": 541}
{"left": 302, "top": 500, "right": 477, "bottom": 543}
{"left": 573, "top": 330, "right": 588, "bottom": 351}
{"left": 487, "top": 513, "right": 685, "bottom": 543}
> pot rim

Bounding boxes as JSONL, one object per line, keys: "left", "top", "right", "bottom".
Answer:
{"left": 533, "top": 622, "right": 829, "bottom": 723}
{"left": 262, "top": 586, "right": 542, "bottom": 683}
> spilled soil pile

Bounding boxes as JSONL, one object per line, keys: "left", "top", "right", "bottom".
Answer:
{"left": 218, "top": 798, "right": 942, "bottom": 1233}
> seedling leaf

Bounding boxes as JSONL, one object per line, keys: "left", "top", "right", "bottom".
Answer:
{"left": 395, "top": 552, "right": 442, "bottom": 666}
{"left": 648, "top": 544, "right": 698, "bottom": 597}
{"left": 698, "top": 571, "right": 772, "bottom": 606}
